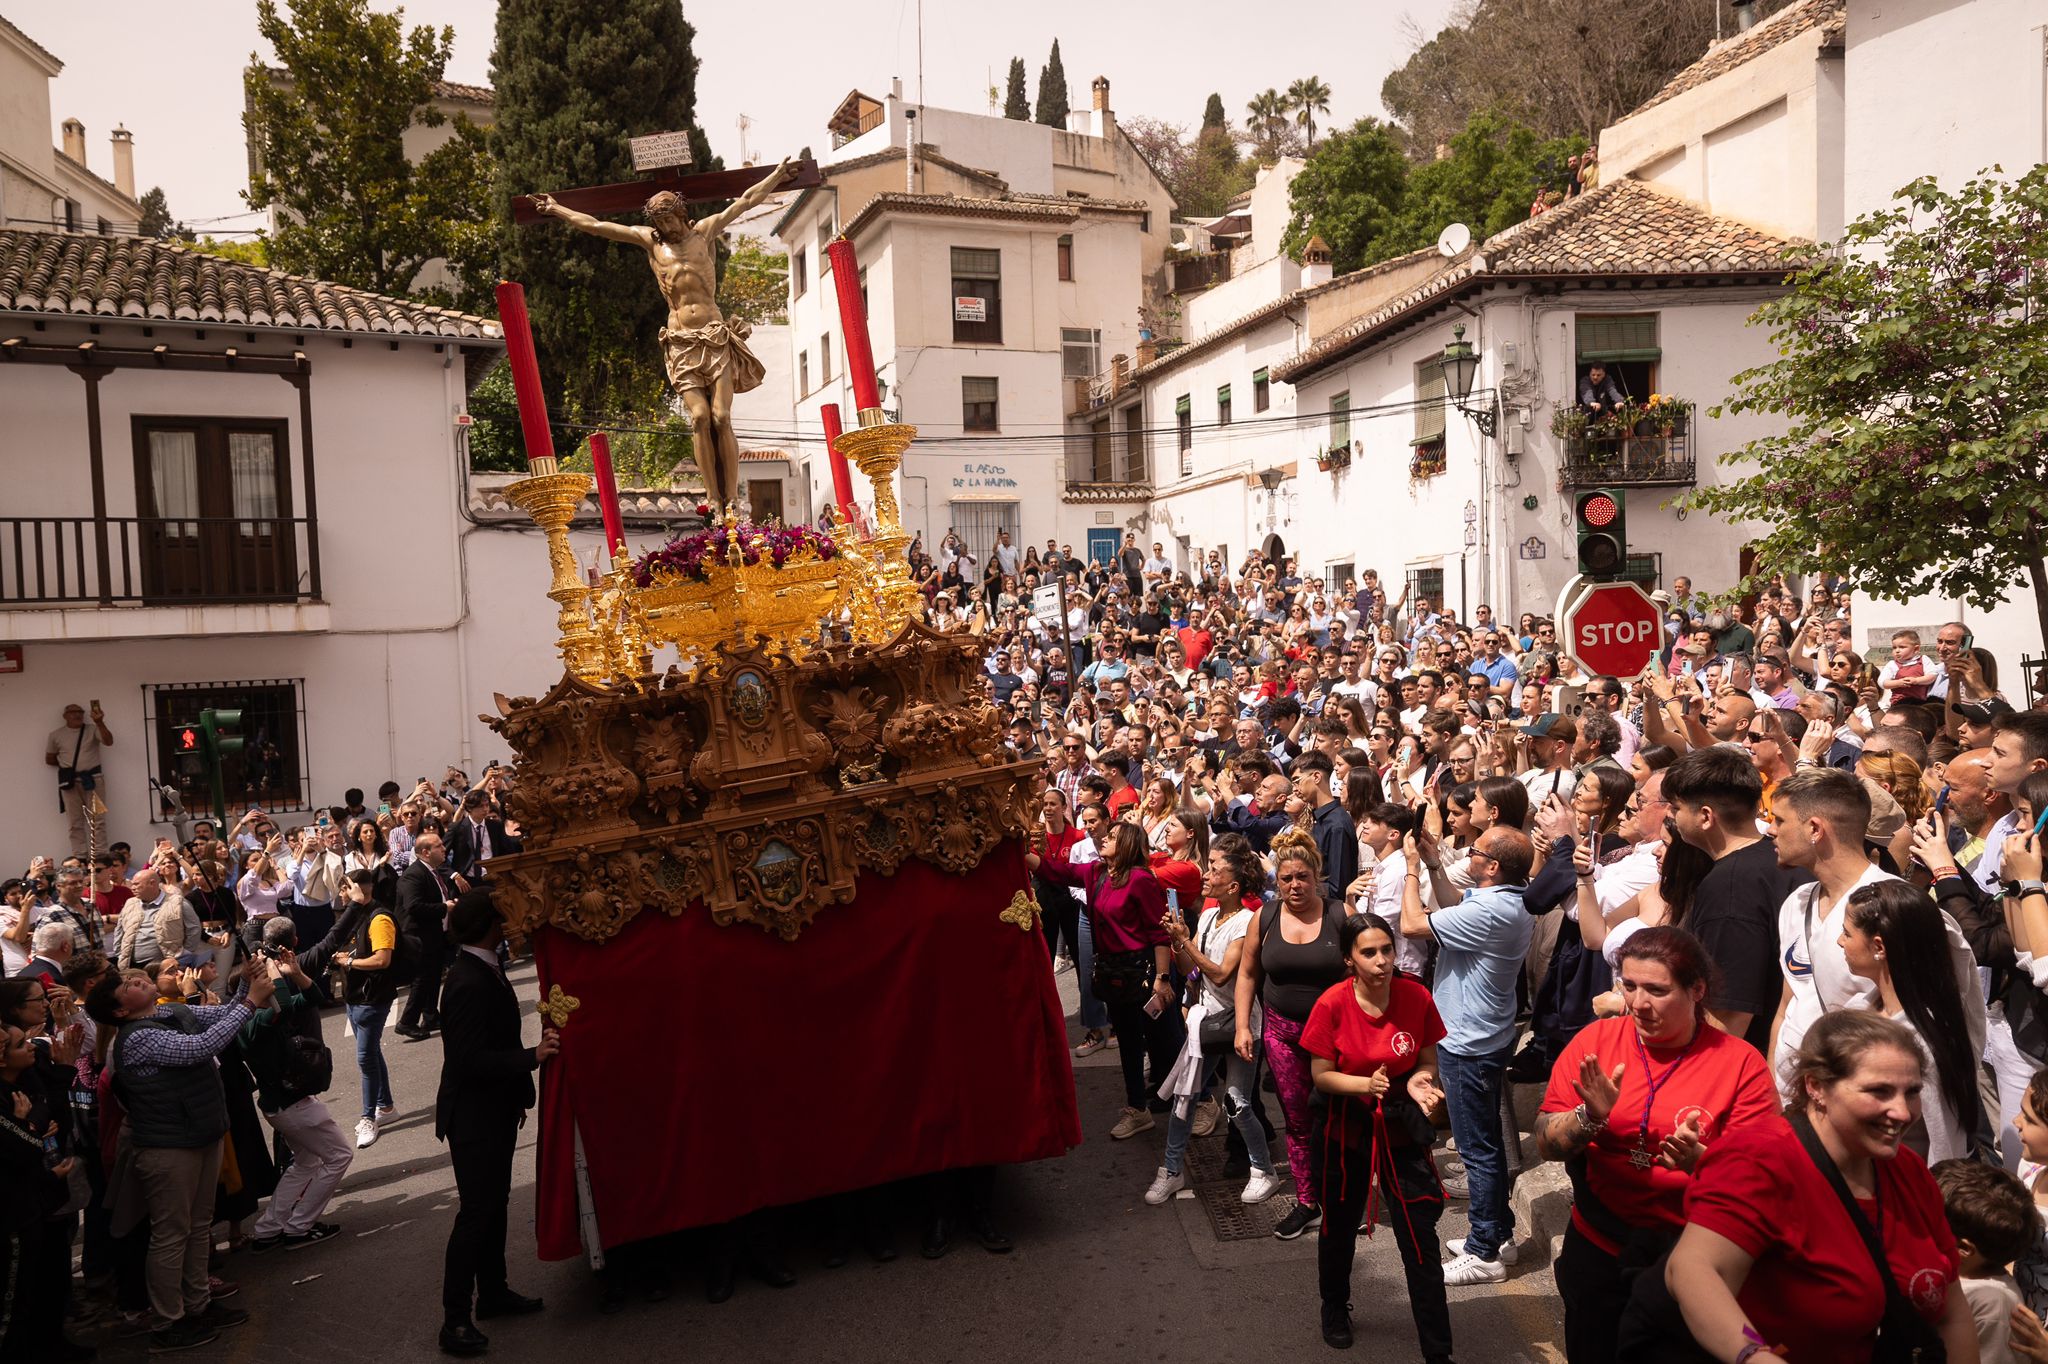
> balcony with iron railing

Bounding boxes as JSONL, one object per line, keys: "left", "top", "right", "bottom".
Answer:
{"left": 1555, "top": 401, "right": 1698, "bottom": 488}
{"left": 0, "top": 515, "right": 328, "bottom": 639}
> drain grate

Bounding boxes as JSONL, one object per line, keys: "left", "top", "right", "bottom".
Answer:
{"left": 1180, "top": 1119, "right": 1301, "bottom": 1242}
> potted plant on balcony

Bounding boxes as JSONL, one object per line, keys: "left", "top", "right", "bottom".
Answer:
{"left": 1550, "top": 407, "right": 1589, "bottom": 442}
{"left": 1314, "top": 445, "right": 1338, "bottom": 472}
{"left": 1643, "top": 393, "right": 1689, "bottom": 438}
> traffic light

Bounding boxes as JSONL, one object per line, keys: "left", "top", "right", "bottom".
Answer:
{"left": 1574, "top": 487, "right": 1628, "bottom": 581}
{"left": 196, "top": 708, "right": 244, "bottom": 824}
{"left": 174, "top": 722, "right": 205, "bottom": 777}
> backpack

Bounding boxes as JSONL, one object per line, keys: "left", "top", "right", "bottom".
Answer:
{"left": 278, "top": 1031, "right": 334, "bottom": 1101}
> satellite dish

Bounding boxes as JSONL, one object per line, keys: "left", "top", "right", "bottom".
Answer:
{"left": 1437, "top": 222, "right": 1472, "bottom": 258}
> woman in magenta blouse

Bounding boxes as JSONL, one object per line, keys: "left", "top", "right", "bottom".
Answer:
{"left": 1031, "top": 818, "right": 1184, "bottom": 1140}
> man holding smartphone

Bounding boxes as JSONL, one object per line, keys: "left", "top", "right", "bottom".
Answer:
{"left": 46, "top": 700, "right": 113, "bottom": 858}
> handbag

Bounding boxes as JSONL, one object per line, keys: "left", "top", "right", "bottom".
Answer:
{"left": 1790, "top": 1112, "right": 1947, "bottom": 1364}
{"left": 1194, "top": 911, "right": 1238, "bottom": 1051}
{"left": 1092, "top": 948, "right": 1153, "bottom": 1007}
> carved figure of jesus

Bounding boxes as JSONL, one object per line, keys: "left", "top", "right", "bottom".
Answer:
{"left": 531, "top": 156, "right": 792, "bottom": 507}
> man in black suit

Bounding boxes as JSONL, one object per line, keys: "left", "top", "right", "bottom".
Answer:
{"left": 395, "top": 833, "right": 456, "bottom": 1040}
{"left": 436, "top": 888, "right": 554, "bottom": 1357}
{"left": 446, "top": 791, "right": 508, "bottom": 884}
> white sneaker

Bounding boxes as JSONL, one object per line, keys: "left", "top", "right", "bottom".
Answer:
{"left": 1240, "top": 1169, "right": 1283, "bottom": 1204}
{"left": 354, "top": 1117, "right": 379, "bottom": 1149}
{"left": 1143, "top": 1166, "right": 1187, "bottom": 1205}
{"left": 1446, "top": 1236, "right": 1518, "bottom": 1265}
{"left": 1441, "top": 1251, "right": 1508, "bottom": 1286}
{"left": 375, "top": 1104, "right": 397, "bottom": 1122}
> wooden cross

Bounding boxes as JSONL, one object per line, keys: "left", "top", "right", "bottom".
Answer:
{"left": 511, "top": 157, "right": 822, "bottom": 225}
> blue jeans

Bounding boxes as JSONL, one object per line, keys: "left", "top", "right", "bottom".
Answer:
{"left": 1073, "top": 905, "right": 1108, "bottom": 1032}
{"left": 346, "top": 1000, "right": 394, "bottom": 1119}
{"left": 1439, "top": 1045, "right": 1514, "bottom": 1260}
{"left": 1163, "top": 1045, "right": 1273, "bottom": 1177}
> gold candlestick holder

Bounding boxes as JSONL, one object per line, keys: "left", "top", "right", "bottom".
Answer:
{"left": 502, "top": 470, "right": 610, "bottom": 682}
{"left": 833, "top": 407, "right": 922, "bottom": 634}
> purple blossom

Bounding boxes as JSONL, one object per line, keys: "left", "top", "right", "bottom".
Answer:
{"left": 632, "top": 519, "right": 839, "bottom": 587}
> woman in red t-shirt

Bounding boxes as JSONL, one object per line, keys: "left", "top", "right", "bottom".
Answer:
{"left": 1534, "top": 927, "right": 1778, "bottom": 1364}
{"left": 1658, "top": 1010, "right": 1973, "bottom": 1364}
{"left": 1146, "top": 812, "right": 1207, "bottom": 923}
{"left": 1300, "top": 911, "right": 1450, "bottom": 1357}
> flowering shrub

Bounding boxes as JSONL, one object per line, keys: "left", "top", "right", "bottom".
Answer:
{"left": 633, "top": 520, "right": 837, "bottom": 586}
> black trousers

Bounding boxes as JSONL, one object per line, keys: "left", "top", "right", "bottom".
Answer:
{"left": 0, "top": 1217, "right": 72, "bottom": 1353}
{"left": 1555, "top": 1222, "right": 1629, "bottom": 1364}
{"left": 1315, "top": 1106, "right": 1452, "bottom": 1361}
{"left": 400, "top": 936, "right": 450, "bottom": 1030}
{"left": 442, "top": 1123, "right": 517, "bottom": 1322}
{"left": 1035, "top": 875, "right": 1079, "bottom": 960}
{"left": 1104, "top": 994, "right": 1186, "bottom": 1111}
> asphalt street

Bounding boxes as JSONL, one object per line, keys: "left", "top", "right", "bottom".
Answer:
{"left": 76, "top": 958, "right": 1566, "bottom": 1364}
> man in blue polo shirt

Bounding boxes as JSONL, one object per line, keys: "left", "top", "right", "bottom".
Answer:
{"left": 1467, "top": 630, "right": 1519, "bottom": 700}
{"left": 1398, "top": 824, "right": 1534, "bottom": 1288}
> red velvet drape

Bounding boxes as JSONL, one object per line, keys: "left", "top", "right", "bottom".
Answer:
{"left": 530, "top": 839, "right": 1081, "bottom": 1259}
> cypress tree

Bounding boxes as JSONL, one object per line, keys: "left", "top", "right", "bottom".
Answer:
{"left": 1201, "top": 93, "right": 1226, "bottom": 130}
{"left": 491, "top": 0, "right": 722, "bottom": 416}
{"left": 1034, "top": 40, "right": 1070, "bottom": 127}
{"left": 1003, "top": 58, "right": 1030, "bottom": 120}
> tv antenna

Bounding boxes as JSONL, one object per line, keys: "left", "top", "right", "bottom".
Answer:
{"left": 736, "top": 112, "right": 754, "bottom": 166}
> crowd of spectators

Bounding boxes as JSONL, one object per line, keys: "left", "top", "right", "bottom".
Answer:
{"left": 1, "top": 766, "right": 517, "bottom": 1356}
{"left": 935, "top": 527, "right": 2048, "bottom": 1361}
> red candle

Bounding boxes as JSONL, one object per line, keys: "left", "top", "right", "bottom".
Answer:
{"left": 494, "top": 281, "right": 557, "bottom": 471}
{"left": 819, "top": 404, "right": 856, "bottom": 525}
{"left": 588, "top": 431, "right": 625, "bottom": 561}
{"left": 825, "top": 239, "right": 881, "bottom": 413}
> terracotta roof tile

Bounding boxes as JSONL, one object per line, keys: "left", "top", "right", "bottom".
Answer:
{"left": 0, "top": 229, "right": 501, "bottom": 340}
{"left": 1629, "top": 0, "right": 1845, "bottom": 117}
{"left": 1273, "top": 180, "right": 1802, "bottom": 384}
{"left": 431, "top": 78, "right": 494, "bottom": 105}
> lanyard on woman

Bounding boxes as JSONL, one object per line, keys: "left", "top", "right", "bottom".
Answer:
{"left": 1626, "top": 1025, "right": 1700, "bottom": 1169}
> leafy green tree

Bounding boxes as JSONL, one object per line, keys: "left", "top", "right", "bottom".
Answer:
{"left": 1279, "top": 117, "right": 1409, "bottom": 273}
{"left": 1246, "top": 89, "right": 1288, "bottom": 159}
{"left": 243, "top": 0, "right": 494, "bottom": 309}
{"left": 1690, "top": 165, "right": 2048, "bottom": 646}
{"left": 1287, "top": 76, "right": 1332, "bottom": 148}
{"left": 1201, "top": 93, "right": 1227, "bottom": 131}
{"left": 181, "top": 235, "right": 270, "bottom": 268}
{"left": 1122, "top": 117, "right": 1250, "bottom": 221}
{"left": 716, "top": 237, "right": 788, "bottom": 327}
{"left": 1382, "top": 112, "right": 1583, "bottom": 253}
{"left": 137, "top": 187, "right": 176, "bottom": 239}
{"left": 1004, "top": 58, "right": 1030, "bottom": 120}
{"left": 492, "top": 0, "right": 720, "bottom": 419}
{"left": 1035, "top": 39, "right": 1070, "bottom": 128}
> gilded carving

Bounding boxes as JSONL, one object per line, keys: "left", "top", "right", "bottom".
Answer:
{"left": 483, "top": 623, "right": 1037, "bottom": 943}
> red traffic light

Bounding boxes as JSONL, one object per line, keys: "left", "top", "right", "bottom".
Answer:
{"left": 1581, "top": 493, "right": 1619, "bottom": 527}
{"left": 179, "top": 727, "right": 200, "bottom": 751}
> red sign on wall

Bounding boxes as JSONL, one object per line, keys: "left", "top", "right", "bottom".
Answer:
{"left": 0, "top": 644, "right": 21, "bottom": 674}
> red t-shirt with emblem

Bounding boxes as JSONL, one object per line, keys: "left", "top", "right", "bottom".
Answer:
{"left": 1540, "top": 1016, "right": 1778, "bottom": 1250}
{"left": 1301, "top": 976, "right": 1446, "bottom": 1089}
{"left": 1685, "top": 1117, "right": 1959, "bottom": 1364}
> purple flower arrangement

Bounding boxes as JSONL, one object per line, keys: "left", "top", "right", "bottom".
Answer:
{"left": 633, "top": 518, "right": 838, "bottom": 587}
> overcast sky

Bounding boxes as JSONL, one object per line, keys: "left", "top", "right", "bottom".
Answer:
{"left": 22, "top": 0, "right": 1460, "bottom": 236}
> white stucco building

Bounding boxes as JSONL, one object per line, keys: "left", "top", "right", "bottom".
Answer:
{"left": 0, "top": 227, "right": 557, "bottom": 855}
{"left": 771, "top": 77, "right": 1173, "bottom": 559}
{"left": 0, "top": 14, "right": 145, "bottom": 237}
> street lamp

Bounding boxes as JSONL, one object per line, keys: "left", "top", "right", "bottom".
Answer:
{"left": 1257, "top": 466, "right": 1285, "bottom": 531}
{"left": 1441, "top": 324, "right": 1497, "bottom": 438}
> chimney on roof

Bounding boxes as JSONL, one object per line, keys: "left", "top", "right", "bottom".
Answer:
{"left": 1301, "top": 235, "right": 1333, "bottom": 289}
{"left": 1092, "top": 77, "right": 1110, "bottom": 113}
{"left": 1732, "top": 0, "right": 1757, "bottom": 31}
{"left": 60, "top": 117, "right": 85, "bottom": 165}
{"left": 110, "top": 125, "right": 135, "bottom": 199}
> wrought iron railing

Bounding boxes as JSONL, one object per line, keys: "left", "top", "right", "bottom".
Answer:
{"left": 1557, "top": 403, "right": 1698, "bottom": 488}
{"left": 0, "top": 516, "right": 320, "bottom": 606}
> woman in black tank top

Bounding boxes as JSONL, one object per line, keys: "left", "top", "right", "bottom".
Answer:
{"left": 1233, "top": 832, "right": 1347, "bottom": 1240}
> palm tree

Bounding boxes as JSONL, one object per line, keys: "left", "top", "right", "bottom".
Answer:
{"left": 1246, "top": 88, "right": 1287, "bottom": 155}
{"left": 1287, "top": 76, "right": 1332, "bottom": 147}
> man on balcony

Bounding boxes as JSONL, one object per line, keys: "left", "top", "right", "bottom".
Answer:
{"left": 45, "top": 701, "right": 113, "bottom": 859}
{"left": 1576, "top": 363, "right": 1627, "bottom": 413}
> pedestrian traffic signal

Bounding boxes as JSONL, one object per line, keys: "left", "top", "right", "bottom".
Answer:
{"left": 195, "top": 708, "right": 244, "bottom": 824}
{"left": 1574, "top": 488, "right": 1627, "bottom": 581}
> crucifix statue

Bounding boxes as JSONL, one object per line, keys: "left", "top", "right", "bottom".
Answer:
{"left": 523, "top": 156, "right": 808, "bottom": 508}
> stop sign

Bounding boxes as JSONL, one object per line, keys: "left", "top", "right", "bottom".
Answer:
{"left": 1561, "top": 581, "right": 1663, "bottom": 677}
